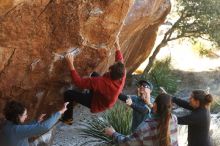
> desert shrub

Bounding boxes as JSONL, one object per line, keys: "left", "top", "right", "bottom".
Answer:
{"left": 78, "top": 101, "right": 132, "bottom": 145}
{"left": 211, "top": 99, "right": 220, "bottom": 113}
{"left": 103, "top": 102, "right": 132, "bottom": 135}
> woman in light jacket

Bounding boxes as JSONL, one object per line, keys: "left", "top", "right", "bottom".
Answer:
{"left": 0, "top": 100, "right": 68, "bottom": 146}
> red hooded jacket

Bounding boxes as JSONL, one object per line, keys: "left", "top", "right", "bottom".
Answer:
{"left": 70, "top": 49, "right": 126, "bottom": 113}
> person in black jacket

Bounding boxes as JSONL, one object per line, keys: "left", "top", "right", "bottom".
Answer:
{"left": 172, "top": 89, "right": 213, "bottom": 146}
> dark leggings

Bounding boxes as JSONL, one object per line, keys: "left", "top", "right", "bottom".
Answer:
{"left": 62, "top": 72, "right": 100, "bottom": 120}
{"left": 63, "top": 90, "right": 93, "bottom": 120}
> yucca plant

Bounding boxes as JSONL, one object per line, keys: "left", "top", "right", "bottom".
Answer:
{"left": 78, "top": 101, "right": 132, "bottom": 145}
{"left": 103, "top": 101, "right": 132, "bottom": 135}
{"left": 138, "top": 57, "right": 179, "bottom": 96}
{"left": 79, "top": 116, "right": 112, "bottom": 145}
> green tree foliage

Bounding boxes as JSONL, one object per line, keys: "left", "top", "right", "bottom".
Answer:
{"left": 175, "top": 0, "right": 220, "bottom": 44}
{"left": 139, "top": 57, "right": 179, "bottom": 96}
{"left": 192, "top": 42, "right": 220, "bottom": 58}
{"left": 144, "top": 0, "right": 220, "bottom": 73}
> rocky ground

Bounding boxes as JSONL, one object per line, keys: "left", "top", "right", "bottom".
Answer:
{"left": 52, "top": 106, "right": 100, "bottom": 146}
{"left": 49, "top": 69, "right": 220, "bottom": 146}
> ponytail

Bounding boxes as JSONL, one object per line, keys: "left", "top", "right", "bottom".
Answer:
{"left": 158, "top": 108, "right": 171, "bottom": 146}
{"left": 155, "top": 93, "right": 172, "bottom": 146}
{"left": 192, "top": 90, "right": 213, "bottom": 108}
{"left": 204, "top": 94, "right": 213, "bottom": 104}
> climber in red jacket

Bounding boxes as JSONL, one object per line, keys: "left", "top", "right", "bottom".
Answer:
{"left": 61, "top": 41, "right": 126, "bottom": 125}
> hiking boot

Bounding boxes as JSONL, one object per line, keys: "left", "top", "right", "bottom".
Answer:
{"left": 59, "top": 118, "right": 73, "bottom": 125}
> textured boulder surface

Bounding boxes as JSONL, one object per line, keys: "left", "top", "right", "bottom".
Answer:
{"left": 0, "top": 0, "right": 171, "bottom": 119}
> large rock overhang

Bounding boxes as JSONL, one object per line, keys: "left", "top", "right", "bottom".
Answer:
{"left": 0, "top": 0, "right": 171, "bottom": 118}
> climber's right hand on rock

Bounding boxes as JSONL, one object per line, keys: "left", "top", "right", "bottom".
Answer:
{"left": 114, "top": 36, "right": 120, "bottom": 50}
{"left": 65, "top": 54, "right": 75, "bottom": 70}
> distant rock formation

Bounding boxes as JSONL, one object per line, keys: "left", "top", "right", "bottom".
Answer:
{"left": 0, "top": 0, "right": 171, "bottom": 118}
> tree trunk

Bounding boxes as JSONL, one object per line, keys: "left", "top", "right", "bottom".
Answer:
{"left": 142, "top": 41, "right": 167, "bottom": 75}
{"left": 142, "top": 17, "right": 182, "bottom": 75}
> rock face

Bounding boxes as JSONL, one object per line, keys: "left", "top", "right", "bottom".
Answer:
{"left": 0, "top": 0, "right": 171, "bottom": 119}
